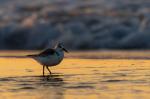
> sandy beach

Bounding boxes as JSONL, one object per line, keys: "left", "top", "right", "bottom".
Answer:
{"left": 0, "top": 51, "right": 150, "bottom": 99}
{"left": 0, "top": 0, "right": 150, "bottom": 98}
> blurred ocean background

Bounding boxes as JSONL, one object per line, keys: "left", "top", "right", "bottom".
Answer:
{"left": 0, "top": 0, "right": 150, "bottom": 50}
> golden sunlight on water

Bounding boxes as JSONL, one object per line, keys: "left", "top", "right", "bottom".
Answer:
{"left": 0, "top": 52, "right": 150, "bottom": 99}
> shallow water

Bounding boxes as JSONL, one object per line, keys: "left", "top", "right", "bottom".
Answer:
{"left": 0, "top": 57, "right": 150, "bottom": 99}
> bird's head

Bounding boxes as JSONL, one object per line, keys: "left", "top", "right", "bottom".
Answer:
{"left": 57, "top": 43, "right": 69, "bottom": 53}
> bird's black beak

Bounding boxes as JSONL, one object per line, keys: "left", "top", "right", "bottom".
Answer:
{"left": 63, "top": 48, "right": 69, "bottom": 53}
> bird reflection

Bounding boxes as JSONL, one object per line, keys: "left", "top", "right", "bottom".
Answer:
{"left": 37, "top": 73, "right": 65, "bottom": 99}
{"left": 43, "top": 74, "right": 64, "bottom": 82}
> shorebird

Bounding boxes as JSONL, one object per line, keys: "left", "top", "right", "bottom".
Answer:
{"left": 27, "top": 43, "right": 68, "bottom": 76}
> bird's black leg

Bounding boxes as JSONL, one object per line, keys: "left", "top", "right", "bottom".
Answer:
{"left": 46, "top": 66, "right": 52, "bottom": 75}
{"left": 43, "top": 65, "right": 45, "bottom": 76}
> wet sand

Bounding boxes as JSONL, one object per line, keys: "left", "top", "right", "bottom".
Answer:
{"left": 0, "top": 51, "right": 150, "bottom": 99}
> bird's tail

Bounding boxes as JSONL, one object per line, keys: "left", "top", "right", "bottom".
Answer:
{"left": 26, "top": 54, "right": 37, "bottom": 58}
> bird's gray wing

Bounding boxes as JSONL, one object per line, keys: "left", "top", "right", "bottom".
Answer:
{"left": 38, "top": 48, "right": 56, "bottom": 56}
